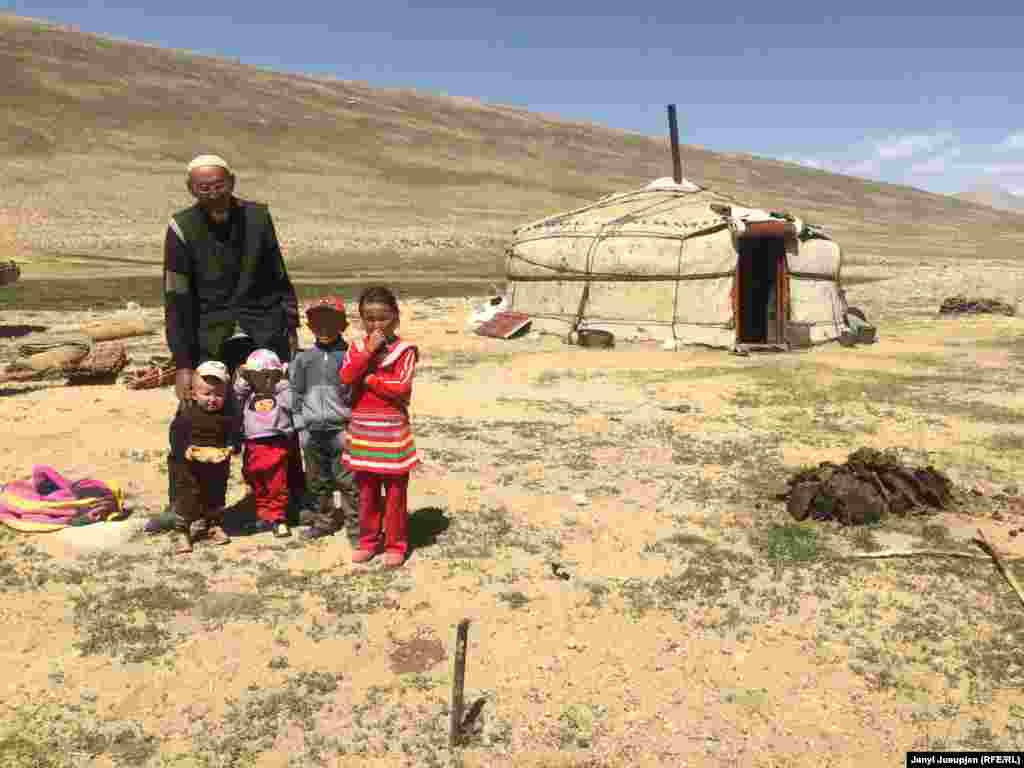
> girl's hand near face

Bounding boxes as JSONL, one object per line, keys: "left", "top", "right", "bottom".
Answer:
{"left": 361, "top": 301, "right": 397, "bottom": 356}
{"left": 367, "top": 329, "right": 387, "bottom": 354}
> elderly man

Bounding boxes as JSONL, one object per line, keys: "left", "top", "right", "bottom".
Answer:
{"left": 163, "top": 154, "right": 304, "bottom": 526}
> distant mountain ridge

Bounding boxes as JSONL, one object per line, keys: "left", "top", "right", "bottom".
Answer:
{"left": 955, "top": 184, "right": 1024, "bottom": 214}
{"left": 3, "top": 11, "right": 1024, "bottom": 274}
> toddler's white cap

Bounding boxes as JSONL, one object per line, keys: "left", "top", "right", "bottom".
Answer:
{"left": 195, "top": 360, "right": 229, "bottom": 382}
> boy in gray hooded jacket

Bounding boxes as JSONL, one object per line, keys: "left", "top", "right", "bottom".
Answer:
{"left": 290, "top": 297, "right": 360, "bottom": 539}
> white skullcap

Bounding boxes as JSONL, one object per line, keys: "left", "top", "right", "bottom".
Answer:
{"left": 186, "top": 154, "right": 232, "bottom": 176}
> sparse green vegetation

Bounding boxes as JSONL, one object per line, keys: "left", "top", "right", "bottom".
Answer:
{"left": 987, "top": 431, "right": 1024, "bottom": 452}
{"left": 4, "top": 14, "right": 1024, "bottom": 763}
{"left": 558, "top": 704, "right": 599, "bottom": 749}
{"left": 755, "top": 523, "right": 824, "bottom": 564}
{"left": 1, "top": 701, "right": 157, "bottom": 768}
{"left": 192, "top": 671, "right": 342, "bottom": 767}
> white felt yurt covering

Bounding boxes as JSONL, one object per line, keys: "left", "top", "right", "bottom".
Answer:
{"left": 505, "top": 178, "right": 850, "bottom": 349}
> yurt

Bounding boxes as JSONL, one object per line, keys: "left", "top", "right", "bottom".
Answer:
{"left": 505, "top": 178, "right": 852, "bottom": 350}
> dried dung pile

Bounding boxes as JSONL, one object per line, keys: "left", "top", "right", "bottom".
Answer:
{"left": 785, "top": 448, "right": 956, "bottom": 525}
{"left": 939, "top": 295, "right": 1016, "bottom": 316}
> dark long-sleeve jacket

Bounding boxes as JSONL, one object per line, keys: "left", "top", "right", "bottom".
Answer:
{"left": 163, "top": 198, "right": 299, "bottom": 370}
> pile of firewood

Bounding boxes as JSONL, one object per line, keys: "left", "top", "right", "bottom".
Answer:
{"left": 0, "top": 318, "right": 150, "bottom": 386}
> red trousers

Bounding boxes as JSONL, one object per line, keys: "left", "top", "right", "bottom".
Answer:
{"left": 356, "top": 472, "right": 409, "bottom": 556}
{"left": 244, "top": 436, "right": 304, "bottom": 524}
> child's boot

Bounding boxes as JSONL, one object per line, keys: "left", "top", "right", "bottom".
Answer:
{"left": 302, "top": 495, "right": 341, "bottom": 540}
{"left": 191, "top": 518, "right": 210, "bottom": 541}
{"left": 383, "top": 552, "right": 405, "bottom": 568}
{"left": 172, "top": 523, "right": 193, "bottom": 556}
{"left": 205, "top": 510, "right": 231, "bottom": 546}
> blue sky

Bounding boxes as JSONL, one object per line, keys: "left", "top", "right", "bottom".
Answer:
{"left": 7, "top": 1, "right": 1024, "bottom": 197}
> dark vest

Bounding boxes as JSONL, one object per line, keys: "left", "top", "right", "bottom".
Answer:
{"left": 172, "top": 200, "right": 288, "bottom": 358}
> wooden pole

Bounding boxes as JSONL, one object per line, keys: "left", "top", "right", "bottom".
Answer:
{"left": 667, "top": 104, "right": 682, "bottom": 184}
{"left": 449, "top": 619, "right": 471, "bottom": 747}
{"left": 975, "top": 529, "right": 1024, "bottom": 610}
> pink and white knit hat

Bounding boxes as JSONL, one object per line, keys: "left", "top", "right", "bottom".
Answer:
{"left": 243, "top": 349, "right": 283, "bottom": 372}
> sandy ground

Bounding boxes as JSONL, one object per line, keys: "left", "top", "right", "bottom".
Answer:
{"left": 1, "top": 291, "right": 1023, "bottom": 767}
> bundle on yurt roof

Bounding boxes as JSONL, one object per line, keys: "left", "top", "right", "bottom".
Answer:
{"left": 504, "top": 177, "right": 852, "bottom": 351}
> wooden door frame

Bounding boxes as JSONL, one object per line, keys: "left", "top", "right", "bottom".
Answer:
{"left": 733, "top": 235, "right": 789, "bottom": 345}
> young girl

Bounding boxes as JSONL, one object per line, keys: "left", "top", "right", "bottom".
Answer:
{"left": 234, "top": 348, "right": 301, "bottom": 538}
{"left": 340, "top": 286, "right": 420, "bottom": 567}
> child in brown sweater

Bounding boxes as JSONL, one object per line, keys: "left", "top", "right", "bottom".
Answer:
{"left": 168, "top": 360, "right": 240, "bottom": 554}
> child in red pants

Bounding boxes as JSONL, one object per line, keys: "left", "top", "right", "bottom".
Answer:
{"left": 234, "top": 348, "right": 302, "bottom": 538}
{"left": 340, "top": 286, "right": 420, "bottom": 568}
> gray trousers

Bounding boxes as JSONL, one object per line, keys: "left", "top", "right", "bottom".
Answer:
{"left": 300, "top": 429, "right": 359, "bottom": 503}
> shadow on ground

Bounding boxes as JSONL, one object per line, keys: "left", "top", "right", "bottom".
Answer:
{"left": 0, "top": 324, "right": 47, "bottom": 339}
{"left": 0, "top": 385, "right": 37, "bottom": 398}
{"left": 144, "top": 494, "right": 270, "bottom": 537}
{"left": 221, "top": 494, "right": 268, "bottom": 536}
{"left": 409, "top": 506, "right": 450, "bottom": 552}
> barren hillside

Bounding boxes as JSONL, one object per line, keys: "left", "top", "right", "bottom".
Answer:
{"left": 955, "top": 183, "right": 1024, "bottom": 215}
{"left": 4, "top": 11, "right": 1024, "bottom": 287}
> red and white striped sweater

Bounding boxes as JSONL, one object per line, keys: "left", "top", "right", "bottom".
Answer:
{"left": 339, "top": 337, "right": 418, "bottom": 419}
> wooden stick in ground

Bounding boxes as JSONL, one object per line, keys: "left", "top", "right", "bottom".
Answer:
{"left": 449, "top": 619, "right": 471, "bottom": 748}
{"left": 846, "top": 549, "right": 1024, "bottom": 562}
{"left": 975, "top": 529, "right": 1024, "bottom": 610}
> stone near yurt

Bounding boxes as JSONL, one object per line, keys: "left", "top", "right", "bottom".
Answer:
{"left": 0, "top": 260, "right": 19, "bottom": 287}
{"left": 939, "top": 295, "right": 1016, "bottom": 316}
{"left": 504, "top": 178, "right": 854, "bottom": 350}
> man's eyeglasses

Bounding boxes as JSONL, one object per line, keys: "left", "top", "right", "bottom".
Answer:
{"left": 193, "top": 180, "right": 229, "bottom": 195}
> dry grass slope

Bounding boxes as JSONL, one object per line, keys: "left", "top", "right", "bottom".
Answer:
{"left": 3, "top": 11, "right": 1024, "bottom": 286}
